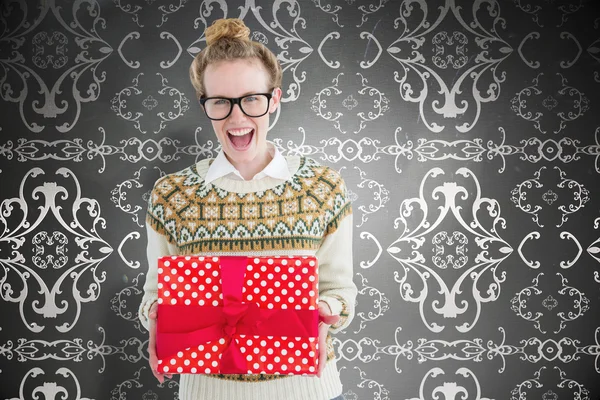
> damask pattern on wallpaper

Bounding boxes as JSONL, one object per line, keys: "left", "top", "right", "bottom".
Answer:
{"left": 1, "top": 0, "right": 599, "bottom": 399}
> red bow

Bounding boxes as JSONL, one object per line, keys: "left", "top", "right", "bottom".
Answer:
{"left": 156, "top": 256, "right": 319, "bottom": 374}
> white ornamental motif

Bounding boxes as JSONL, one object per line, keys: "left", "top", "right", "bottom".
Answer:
{"left": 388, "top": 167, "right": 512, "bottom": 332}
{"left": 510, "top": 166, "right": 590, "bottom": 228}
{"left": 31, "top": 231, "right": 69, "bottom": 269}
{"left": 0, "top": 168, "right": 112, "bottom": 332}
{"left": 110, "top": 73, "right": 190, "bottom": 134}
{"left": 431, "top": 231, "right": 468, "bottom": 269}
{"left": 409, "top": 367, "right": 491, "bottom": 400}
{"left": 110, "top": 367, "right": 179, "bottom": 400}
{"left": 511, "top": 367, "right": 590, "bottom": 400}
{"left": 0, "top": 1, "right": 112, "bottom": 132}
{"left": 31, "top": 31, "right": 69, "bottom": 69}
{"left": 510, "top": 272, "right": 590, "bottom": 334}
{"left": 388, "top": 0, "right": 513, "bottom": 132}
{"left": 6, "top": 367, "right": 93, "bottom": 400}
{"left": 431, "top": 31, "right": 469, "bottom": 69}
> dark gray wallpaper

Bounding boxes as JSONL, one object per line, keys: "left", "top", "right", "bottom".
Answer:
{"left": 1, "top": 0, "right": 599, "bottom": 399}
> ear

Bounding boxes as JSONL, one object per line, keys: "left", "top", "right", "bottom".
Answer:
{"left": 269, "top": 87, "right": 282, "bottom": 114}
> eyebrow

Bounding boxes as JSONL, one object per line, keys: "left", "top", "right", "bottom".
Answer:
{"left": 206, "top": 90, "right": 268, "bottom": 98}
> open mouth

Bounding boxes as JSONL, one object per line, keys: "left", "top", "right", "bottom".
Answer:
{"left": 227, "top": 128, "right": 254, "bottom": 150}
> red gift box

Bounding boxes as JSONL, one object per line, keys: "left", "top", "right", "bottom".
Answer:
{"left": 156, "top": 255, "right": 320, "bottom": 375}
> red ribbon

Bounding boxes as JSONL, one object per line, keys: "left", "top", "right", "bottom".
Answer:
{"left": 156, "top": 256, "right": 319, "bottom": 374}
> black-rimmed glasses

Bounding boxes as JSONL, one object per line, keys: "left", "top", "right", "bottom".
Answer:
{"left": 199, "top": 91, "right": 273, "bottom": 121}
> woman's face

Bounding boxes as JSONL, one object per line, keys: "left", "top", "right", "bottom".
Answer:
{"left": 203, "top": 58, "right": 281, "bottom": 169}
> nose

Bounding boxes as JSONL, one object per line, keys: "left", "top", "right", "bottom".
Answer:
{"left": 228, "top": 102, "right": 247, "bottom": 121}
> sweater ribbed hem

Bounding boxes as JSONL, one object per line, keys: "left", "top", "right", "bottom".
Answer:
{"left": 179, "top": 358, "right": 342, "bottom": 400}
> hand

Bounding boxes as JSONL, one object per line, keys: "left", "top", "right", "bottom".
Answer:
{"left": 317, "top": 301, "right": 340, "bottom": 378}
{"left": 148, "top": 302, "right": 172, "bottom": 383}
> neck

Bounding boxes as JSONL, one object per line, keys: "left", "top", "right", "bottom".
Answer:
{"left": 227, "top": 148, "right": 272, "bottom": 180}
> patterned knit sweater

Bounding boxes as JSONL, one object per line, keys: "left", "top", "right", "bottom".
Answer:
{"left": 138, "top": 155, "right": 357, "bottom": 400}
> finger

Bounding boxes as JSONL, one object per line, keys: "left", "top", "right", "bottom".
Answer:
{"left": 318, "top": 301, "right": 333, "bottom": 316}
{"left": 317, "top": 322, "right": 329, "bottom": 378}
{"left": 319, "top": 314, "right": 340, "bottom": 326}
{"left": 152, "top": 368, "right": 164, "bottom": 384}
{"left": 149, "top": 302, "right": 158, "bottom": 320}
{"left": 148, "top": 315, "right": 164, "bottom": 383}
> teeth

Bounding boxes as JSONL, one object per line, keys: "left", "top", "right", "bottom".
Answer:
{"left": 227, "top": 128, "right": 253, "bottom": 136}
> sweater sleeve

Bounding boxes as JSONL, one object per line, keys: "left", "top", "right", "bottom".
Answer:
{"left": 316, "top": 173, "right": 357, "bottom": 334}
{"left": 138, "top": 179, "right": 179, "bottom": 332}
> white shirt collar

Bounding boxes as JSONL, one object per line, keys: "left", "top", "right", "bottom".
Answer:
{"left": 204, "top": 141, "right": 291, "bottom": 184}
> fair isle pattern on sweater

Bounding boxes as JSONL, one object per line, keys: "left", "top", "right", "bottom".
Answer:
{"left": 145, "top": 157, "right": 351, "bottom": 382}
{"left": 146, "top": 157, "right": 351, "bottom": 254}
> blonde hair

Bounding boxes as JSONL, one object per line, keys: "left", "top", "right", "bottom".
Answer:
{"left": 189, "top": 18, "right": 282, "bottom": 99}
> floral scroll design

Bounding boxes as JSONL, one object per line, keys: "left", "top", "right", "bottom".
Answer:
{"left": 110, "top": 367, "right": 179, "bottom": 400}
{"left": 590, "top": 218, "right": 600, "bottom": 284}
{"left": 0, "top": 128, "right": 218, "bottom": 173}
{"left": 110, "top": 73, "right": 190, "bottom": 135}
{"left": 333, "top": 326, "right": 600, "bottom": 374}
{"left": 510, "top": 166, "right": 590, "bottom": 228}
{"left": 6, "top": 367, "right": 93, "bottom": 400}
{"left": 0, "top": 327, "right": 146, "bottom": 373}
{"left": 110, "top": 273, "right": 145, "bottom": 333}
{"left": 0, "top": 0, "right": 112, "bottom": 133}
{"left": 510, "top": 73, "right": 590, "bottom": 135}
{"left": 0, "top": 168, "right": 112, "bottom": 332}
{"left": 510, "top": 272, "right": 590, "bottom": 334}
{"left": 339, "top": 165, "right": 389, "bottom": 228}
{"left": 409, "top": 367, "right": 491, "bottom": 400}
{"left": 310, "top": 72, "right": 389, "bottom": 134}
{"left": 511, "top": 367, "right": 590, "bottom": 400}
{"left": 388, "top": 0, "right": 513, "bottom": 132}
{"left": 354, "top": 273, "right": 390, "bottom": 334}
{"left": 110, "top": 166, "right": 166, "bottom": 228}
{"left": 387, "top": 167, "right": 513, "bottom": 333}
{"left": 31, "top": 231, "right": 69, "bottom": 269}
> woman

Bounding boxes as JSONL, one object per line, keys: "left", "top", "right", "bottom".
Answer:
{"left": 138, "top": 18, "right": 356, "bottom": 400}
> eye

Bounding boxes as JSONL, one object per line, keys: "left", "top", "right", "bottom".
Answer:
{"left": 243, "top": 96, "right": 258, "bottom": 102}
{"left": 214, "top": 98, "right": 229, "bottom": 105}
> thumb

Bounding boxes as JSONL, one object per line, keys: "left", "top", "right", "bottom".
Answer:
{"left": 319, "top": 313, "right": 340, "bottom": 326}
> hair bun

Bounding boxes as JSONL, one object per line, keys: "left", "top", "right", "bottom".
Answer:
{"left": 205, "top": 18, "right": 251, "bottom": 46}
